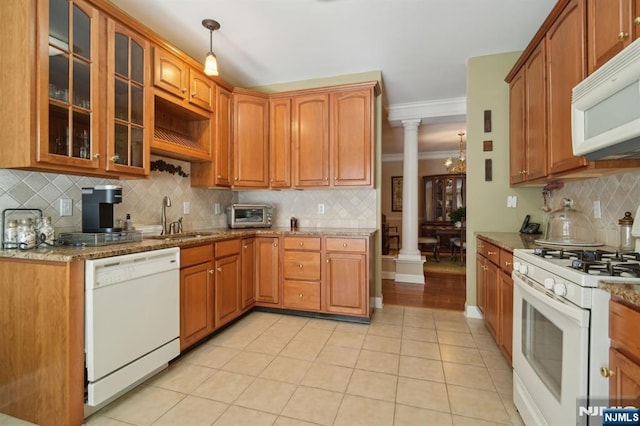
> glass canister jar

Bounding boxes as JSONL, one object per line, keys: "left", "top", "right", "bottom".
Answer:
{"left": 4, "top": 219, "right": 18, "bottom": 249}
{"left": 38, "top": 216, "right": 55, "bottom": 244}
{"left": 619, "top": 211, "right": 635, "bottom": 251}
{"left": 17, "top": 218, "right": 36, "bottom": 249}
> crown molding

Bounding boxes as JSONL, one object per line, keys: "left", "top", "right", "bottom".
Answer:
{"left": 386, "top": 97, "right": 467, "bottom": 126}
{"left": 382, "top": 150, "right": 459, "bottom": 162}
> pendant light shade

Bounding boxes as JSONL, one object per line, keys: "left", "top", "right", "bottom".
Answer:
{"left": 202, "top": 19, "right": 220, "bottom": 76}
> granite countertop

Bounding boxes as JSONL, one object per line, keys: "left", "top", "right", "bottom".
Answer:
{"left": 599, "top": 282, "right": 640, "bottom": 308}
{"left": 475, "top": 232, "right": 540, "bottom": 251}
{"left": 0, "top": 227, "right": 377, "bottom": 263}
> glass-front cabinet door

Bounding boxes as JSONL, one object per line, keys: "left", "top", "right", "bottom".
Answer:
{"left": 106, "top": 19, "right": 150, "bottom": 175}
{"left": 40, "top": 0, "right": 99, "bottom": 169}
{"left": 422, "top": 174, "right": 466, "bottom": 223}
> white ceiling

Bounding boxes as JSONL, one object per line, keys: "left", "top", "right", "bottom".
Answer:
{"left": 109, "top": 0, "right": 556, "bottom": 154}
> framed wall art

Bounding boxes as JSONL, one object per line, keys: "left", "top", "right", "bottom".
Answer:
{"left": 391, "top": 176, "right": 403, "bottom": 212}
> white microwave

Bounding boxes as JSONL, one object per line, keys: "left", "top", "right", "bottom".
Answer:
{"left": 227, "top": 204, "right": 273, "bottom": 228}
{"left": 572, "top": 38, "right": 640, "bottom": 161}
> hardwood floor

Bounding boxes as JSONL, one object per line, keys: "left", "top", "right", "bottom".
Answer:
{"left": 383, "top": 271, "right": 466, "bottom": 311}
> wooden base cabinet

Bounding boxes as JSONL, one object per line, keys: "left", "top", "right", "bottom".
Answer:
{"left": 476, "top": 237, "right": 514, "bottom": 364}
{"left": 180, "top": 244, "right": 214, "bottom": 351}
{"left": 283, "top": 236, "right": 322, "bottom": 312}
{"left": 323, "top": 237, "right": 369, "bottom": 317}
{"left": 241, "top": 238, "right": 256, "bottom": 310}
{"left": 255, "top": 237, "right": 281, "bottom": 306}
{"left": 214, "top": 239, "right": 242, "bottom": 328}
{"left": 607, "top": 299, "right": 640, "bottom": 406}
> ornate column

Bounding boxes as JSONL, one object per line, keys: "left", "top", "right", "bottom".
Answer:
{"left": 395, "top": 119, "right": 425, "bottom": 284}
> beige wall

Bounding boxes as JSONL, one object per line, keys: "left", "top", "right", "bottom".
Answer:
{"left": 465, "top": 52, "right": 543, "bottom": 308}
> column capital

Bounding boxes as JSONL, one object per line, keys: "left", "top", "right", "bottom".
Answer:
{"left": 401, "top": 119, "right": 421, "bottom": 129}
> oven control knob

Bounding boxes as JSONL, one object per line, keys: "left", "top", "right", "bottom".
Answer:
{"left": 544, "top": 278, "right": 555, "bottom": 290}
{"left": 518, "top": 263, "right": 528, "bottom": 275}
{"left": 553, "top": 283, "right": 567, "bottom": 296}
{"left": 513, "top": 261, "right": 521, "bottom": 272}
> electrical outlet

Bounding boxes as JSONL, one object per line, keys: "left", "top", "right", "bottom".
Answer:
{"left": 59, "top": 199, "right": 72, "bottom": 216}
{"left": 318, "top": 203, "right": 325, "bottom": 214}
{"left": 183, "top": 201, "right": 190, "bottom": 215}
{"left": 593, "top": 200, "right": 602, "bottom": 219}
{"left": 214, "top": 203, "right": 221, "bottom": 215}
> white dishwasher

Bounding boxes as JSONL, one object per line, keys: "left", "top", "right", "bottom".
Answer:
{"left": 85, "top": 247, "right": 180, "bottom": 407}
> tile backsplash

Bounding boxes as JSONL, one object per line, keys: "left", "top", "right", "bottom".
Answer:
{"left": 546, "top": 170, "right": 640, "bottom": 247}
{"left": 0, "top": 156, "right": 377, "bottom": 237}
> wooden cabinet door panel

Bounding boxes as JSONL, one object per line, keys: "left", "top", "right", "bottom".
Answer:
{"left": 499, "top": 270, "right": 513, "bottom": 364}
{"left": 189, "top": 69, "right": 214, "bottom": 111}
{"left": 524, "top": 40, "right": 548, "bottom": 182}
{"left": 331, "top": 89, "right": 372, "bottom": 187}
{"left": 484, "top": 261, "right": 499, "bottom": 339}
{"left": 324, "top": 253, "right": 366, "bottom": 315}
{"left": 215, "top": 85, "right": 232, "bottom": 186}
{"left": 587, "top": 0, "right": 633, "bottom": 74}
{"left": 180, "top": 262, "right": 213, "bottom": 350}
{"left": 255, "top": 237, "right": 280, "bottom": 305}
{"left": 233, "top": 93, "right": 269, "bottom": 187}
{"left": 547, "top": 0, "right": 588, "bottom": 175}
{"left": 609, "top": 348, "right": 640, "bottom": 406}
{"left": 215, "top": 254, "right": 241, "bottom": 327}
{"left": 269, "top": 98, "right": 291, "bottom": 188}
{"left": 476, "top": 254, "right": 486, "bottom": 314}
{"left": 509, "top": 69, "right": 526, "bottom": 185}
{"left": 153, "top": 47, "right": 188, "bottom": 99}
{"left": 292, "top": 94, "right": 330, "bottom": 187}
{"left": 241, "top": 238, "right": 256, "bottom": 310}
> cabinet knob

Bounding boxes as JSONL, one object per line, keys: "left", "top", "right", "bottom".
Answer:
{"left": 335, "top": 176, "right": 338, "bottom": 180}
{"left": 504, "top": 261, "right": 512, "bottom": 267}
{"left": 600, "top": 366, "right": 614, "bottom": 378}
{"left": 324, "top": 177, "right": 328, "bottom": 181}
{"left": 94, "top": 153, "right": 101, "bottom": 159}
{"left": 298, "top": 264, "right": 304, "bottom": 269}
{"left": 110, "top": 155, "right": 119, "bottom": 162}
{"left": 343, "top": 243, "right": 348, "bottom": 247}
{"left": 617, "top": 31, "right": 629, "bottom": 40}
{"left": 191, "top": 92, "right": 197, "bottom": 98}
{"left": 634, "top": 16, "right": 640, "bottom": 25}
{"left": 217, "top": 175, "right": 222, "bottom": 178}
{"left": 216, "top": 267, "right": 222, "bottom": 272}
{"left": 488, "top": 251, "right": 497, "bottom": 256}
{"left": 273, "top": 242, "right": 278, "bottom": 248}
{"left": 326, "top": 259, "right": 330, "bottom": 263}
{"left": 208, "top": 269, "right": 214, "bottom": 274}
{"left": 299, "top": 242, "right": 304, "bottom": 247}
{"left": 298, "top": 293, "right": 304, "bottom": 299}
{"left": 243, "top": 245, "right": 248, "bottom": 249}
{"left": 181, "top": 87, "right": 187, "bottom": 93}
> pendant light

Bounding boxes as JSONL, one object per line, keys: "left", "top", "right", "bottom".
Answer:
{"left": 202, "top": 19, "right": 221, "bottom": 76}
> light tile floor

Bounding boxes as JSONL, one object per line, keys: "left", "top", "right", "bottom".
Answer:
{"left": 83, "top": 306, "right": 524, "bottom": 426}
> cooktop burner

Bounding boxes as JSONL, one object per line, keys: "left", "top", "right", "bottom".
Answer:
{"left": 532, "top": 248, "right": 640, "bottom": 277}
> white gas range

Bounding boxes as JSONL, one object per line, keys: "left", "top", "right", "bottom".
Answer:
{"left": 511, "top": 246, "right": 640, "bottom": 426}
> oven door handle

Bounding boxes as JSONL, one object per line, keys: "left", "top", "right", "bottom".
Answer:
{"left": 513, "top": 273, "right": 589, "bottom": 327}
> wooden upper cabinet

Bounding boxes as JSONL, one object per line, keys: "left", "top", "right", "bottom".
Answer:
{"left": 233, "top": 91, "right": 269, "bottom": 188}
{"left": 153, "top": 47, "right": 214, "bottom": 112}
{"left": 38, "top": 0, "right": 101, "bottom": 171}
{"left": 331, "top": 89, "right": 373, "bottom": 187}
{"left": 106, "top": 19, "right": 151, "bottom": 176}
{"left": 269, "top": 97, "right": 292, "bottom": 188}
{"left": 587, "top": 0, "right": 640, "bottom": 74}
{"left": 292, "top": 93, "right": 331, "bottom": 188}
{"left": 509, "top": 68, "right": 527, "bottom": 185}
{"left": 547, "top": 0, "right": 587, "bottom": 175}
{"left": 524, "top": 40, "right": 548, "bottom": 182}
{"left": 153, "top": 47, "right": 189, "bottom": 100}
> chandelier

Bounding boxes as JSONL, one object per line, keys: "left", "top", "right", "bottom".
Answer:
{"left": 444, "top": 131, "right": 466, "bottom": 173}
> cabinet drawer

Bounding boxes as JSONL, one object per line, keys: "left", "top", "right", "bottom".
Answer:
{"left": 283, "top": 280, "right": 320, "bottom": 311}
{"left": 481, "top": 241, "right": 500, "bottom": 265}
{"left": 609, "top": 299, "right": 640, "bottom": 356}
{"left": 283, "top": 252, "right": 320, "bottom": 280}
{"left": 215, "top": 238, "right": 241, "bottom": 258}
{"left": 284, "top": 237, "right": 321, "bottom": 251}
{"left": 181, "top": 243, "right": 213, "bottom": 268}
{"left": 500, "top": 249, "right": 514, "bottom": 273}
{"left": 325, "top": 237, "right": 366, "bottom": 253}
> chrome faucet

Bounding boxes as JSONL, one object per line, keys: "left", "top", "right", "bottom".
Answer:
{"left": 161, "top": 196, "right": 171, "bottom": 235}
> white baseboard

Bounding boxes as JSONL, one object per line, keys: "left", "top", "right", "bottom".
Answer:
{"left": 465, "top": 305, "right": 483, "bottom": 319}
{"left": 394, "top": 273, "right": 425, "bottom": 285}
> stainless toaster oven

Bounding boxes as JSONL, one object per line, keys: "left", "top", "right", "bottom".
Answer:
{"left": 227, "top": 204, "right": 273, "bottom": 228}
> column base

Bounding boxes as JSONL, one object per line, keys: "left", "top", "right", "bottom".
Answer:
{"left": 394, "top": 256, "right": 426, "bottom": 284}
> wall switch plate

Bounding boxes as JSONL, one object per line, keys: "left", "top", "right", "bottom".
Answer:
{"left": 59, "top": 199, "right": 72, "bottom": 216}
{"left": 214, "top": 203, "right": 221, "bottom": 215}
{"left": 183, "top": 201, "right": 190, "bottom": 215}
{"left": 318, "top": 203, "right": 325, "bottom": 214}
{"left": 593, "top": 200, "right": 602, "bottom": 219}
